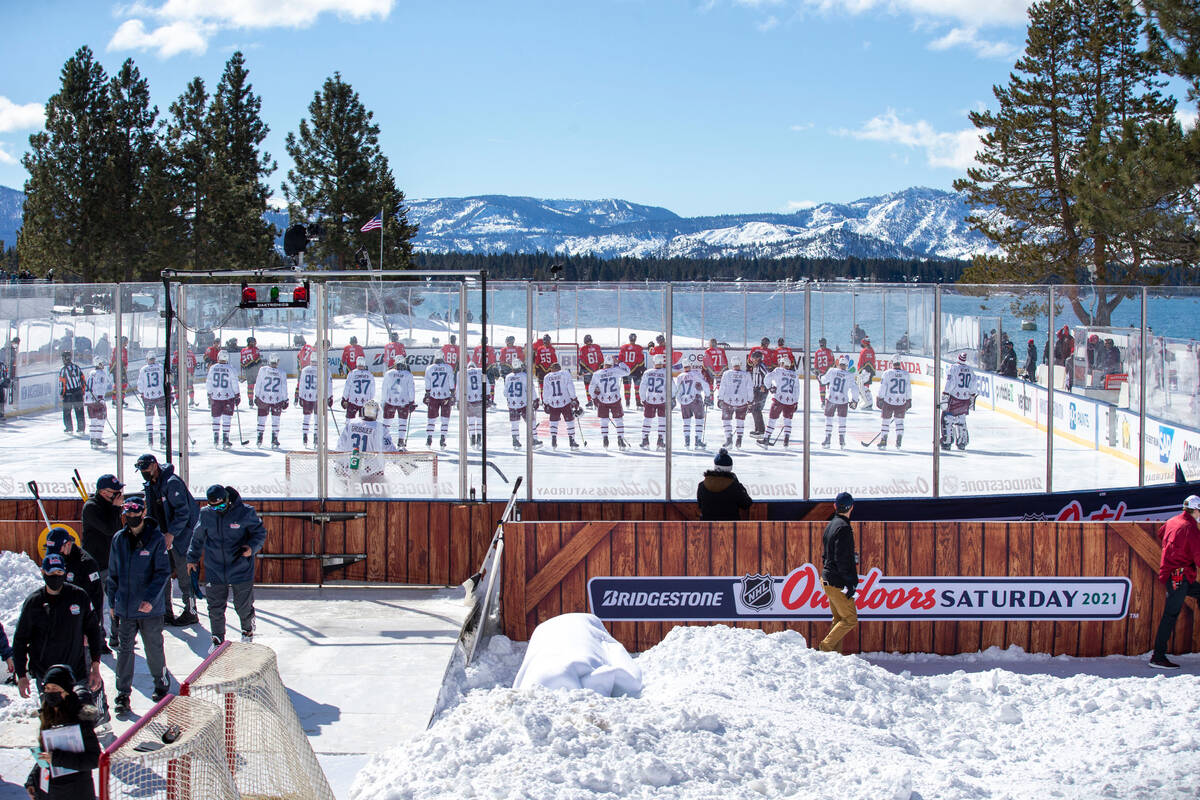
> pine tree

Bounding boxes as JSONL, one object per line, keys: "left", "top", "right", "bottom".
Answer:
{"left": 19, "top": 46, "right": 111, "bottom": 281}
{"left": 164, "top": 78, "right": 215, "bottom": 272}
{"left": 282, "top": 73, "right": 417, "bottom": 270}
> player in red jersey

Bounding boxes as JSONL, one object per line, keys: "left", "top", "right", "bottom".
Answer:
{"left": 533, "top": 334, "right": 557, "bottom": 393}
{"left": 240, "top": 336, "right": 262, "bottom": 406}
{"left": 618, "top": 333, "right": 646, "bottom": 408}
{"left": 170, "top": 347, "right": 197, "bottom": 406}
{"left": 857, "top": 336, "right": 876, "bottom": 377}
{"left": 749, "top": 336, "right": 776, "bottom": 369}
{"left": 775, "top": 337, "right": 795, "bottom": 372}
{"left": 384, "top": 332, "right": 407, "bottom": 368}
{"left": 441, "top": 334, "right": 461, "bottom": 368}
{"left": 296, "top": 334, "right": 315, "bottom": 368}
{"left": 341, "top": 336, "right": 364, "bottom": 375}
{"left": 472, "top": 340, "right": 498, "bottom": 403}
{"left": 702, "top": 338, "right": 727, "bottom": 390}
{"left": 647, "top": 334, "right": 666, "bottom": 359}
{"left": 577, "top": 334, "right": 605, "bottom": 407}
{"left": 813, "top": 337, "right": 835, "bottom": 406}
{"left": 499, "top": 336, "right": 523, "bottom": 372}
{"left": 203, "top": 334, "right": 222, "bottom": 368}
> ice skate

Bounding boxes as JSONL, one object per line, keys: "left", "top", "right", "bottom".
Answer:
{"left": 569, "top": 437, "right": 580, "bottom": 450}
{"left": 551, "top": 435, "right": 558, "bottom": 449}
{"left": 257, "top": 431, "right": 263, "bottom": 446}
{"left": 439, "top": 435, "right": 447, "bottom": 449}
{"left": 213, "top": 433, "right": 220, "bottom": 447}
{"left": 656, "top": 436, "right": 665, "bottom": 451}
{"left": 839, "top": 434, "right": 845, "bottom": 449}
{"left": 736, "top": 435, "right": 743, "bottom": 448}
{"left": 223, "top": 436, "right": 233, "bottom": 449}
{"left": 641, "top": 436, "right": 651, "bottom": 450}
{"left": 782, "top": 435, "right": 790, "bottom": 448}
{"left": 896, "top": 434, "right": 902, "bottom": 448}
{"left": 513, "top": 435, "right": 522, "bottom": 449}
{"left": 271, "top": 434, "right": 280, "bottom": 449}
{"left": 877, "top": 434, "right": 887, "bottom": 449}
{"left": 303, "top": 433, "right": 308, "bottom": 446}
{"left": 695, "top": 439, "right": 706, "bottom": 450}
{"left": 618, "top": 436, "right": 630, "bottom": 450}
{"left": 602, "top": 435, "right": 610, "bottom": 449}
{"left": 533, "top": 437, "right": 544, "bottom": 448}
{"left": 684, "top": 435, "right": 691, "bottom": 448}
{"left": 822, "top": 435, "right": 831, "bottom": 448}
{"left": 723, "top": 435, "right": 733, "bottom": 448}
{"left": 146, "top": 434, "right": 154, "bottom": 447}
{"left": 757, "top": 436, "right": 770, "bottom": 449}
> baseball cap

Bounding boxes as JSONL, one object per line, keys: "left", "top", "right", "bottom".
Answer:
{"left": 122, "top": 496, "right": 146, "bottom": 515}
{"left": 42, "top": 553, "right": 66, "bottom": 573}
{"left": 134, "top": 453, "right": 157, "bottom": 470}
{"left": 206, "top": 485, "right": 229, "bottom": 504}
{"left": 96, "top": 474, "right": 123, "bottom": 493}
{"left": 835, "top": 492, "right": 855, "bottom": 512}
{"left": 1185, "top": 495, "right": 1200, "bottom": 510}
{"left": 44, "top": 528, "right": 74, "bottom": 553}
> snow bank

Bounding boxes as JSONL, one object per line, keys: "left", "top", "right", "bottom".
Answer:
{"left": 513, "top": 614, "right": 642, "bottom": 697}
{"left": 351, "top": 625, "right": 1200, "bottom": 800}
{"left": 0, "top": 550, "right": 43, "bottom": 720}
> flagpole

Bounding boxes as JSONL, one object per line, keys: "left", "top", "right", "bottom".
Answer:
{"left": 378, "top": 207, "right": 384, "bottom": 272}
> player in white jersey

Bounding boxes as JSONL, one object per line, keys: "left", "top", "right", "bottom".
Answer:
{"left": 639, "top": 354, "right": 669, "bottom": 450}
{"left": 464, "top": 364, "right": 487, "bottom": 448}
{"left": 334, "top": 400, "right": 397, "bottom": 490}
{"left": 716, "top": 361, "right": 754, "bottom": 448}
{"left": 819, "top": 355, "right": 860, "bottom": 449}
{"left": 85, "top": 359, "right": 114, "bottom": 449}
{"left": 205, "top": 350, "right": 240, "bottom": 448}
{"left": 295, "top": 361, "right": 333, "bottom": 447}
{"left": 137, "top": 354, "right": 168, "bottom": 448}
{"left": 423, "top": 356, "right": 456, "bottom": 449}
{"left": 541, "top": 362, "right": 581, "bottom": 449}
{"left": 674, "top": 362, "right": 712, "bottom": 450}
{"left": 253, "top": 354, "right": 289, "bottom": 448}
{"left": 341, "top": 356, "right": 376, "bottom": 420}
{"left": 876, "top": 361, "right": 912, "bottom": 449}
{"left": 588, "top": 356, "right": 630, "bottom": 450}
{"left": 941, "top": 352, "right": 978, "bottom": 450}
{"left": 381, "top": 359, "right": 417, "bottom": 451}
{"left": 504, "top": 360, "right": 542, "bottom": 449}
{"left": 759, "top": 354, "right": 800, "bottom": 449}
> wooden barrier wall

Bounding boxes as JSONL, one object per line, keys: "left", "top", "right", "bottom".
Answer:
{"left": 500, "top": 520, "right": 1194, "bottom": 657}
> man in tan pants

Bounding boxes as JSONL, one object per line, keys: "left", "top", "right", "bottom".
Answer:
{"left": 819, "top": 491, "right": 859, "bottom": 652}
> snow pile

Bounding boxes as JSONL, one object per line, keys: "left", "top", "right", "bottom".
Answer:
{"left": 351, "top": 625, "right": 1200, "bottom": 800}
{"left": 513, "top": 614, "right": 641, "bottom": 696}
{"left": 0, "top": 550, "right": 44, "bottom": 721}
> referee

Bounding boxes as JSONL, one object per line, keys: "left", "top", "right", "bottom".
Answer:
{"left": 59, "top": 352, "right": 85, "bottom": 435}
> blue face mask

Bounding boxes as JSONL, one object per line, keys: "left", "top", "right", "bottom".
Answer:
{"left": 209, "top": 502, "right": 228, "bottom": 513}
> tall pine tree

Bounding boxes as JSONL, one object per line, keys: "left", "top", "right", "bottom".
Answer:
{"left": 164, "top": 78, "right": 216, "bottom": 272}
{"left": 282, "top": 73, "right": 416, "bottom": 270}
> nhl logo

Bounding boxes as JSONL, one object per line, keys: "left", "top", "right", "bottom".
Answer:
{"left": 740, "top": 574, "right": 774, "bottom": 610}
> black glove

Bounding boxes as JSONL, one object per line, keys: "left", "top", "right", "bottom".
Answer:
{"left": 844, "top": 587, "right": 856, "bottom": 600}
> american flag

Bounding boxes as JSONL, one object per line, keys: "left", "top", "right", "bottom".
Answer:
{"left": 360, "top": 213, "right": 383, "bottom": 232}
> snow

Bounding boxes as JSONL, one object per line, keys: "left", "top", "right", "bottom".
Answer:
{"left": 0, "top": 551, "right": 41, "bottom": 724}
{"left": 512, "top": 614, "right": 642, "bottom": 696}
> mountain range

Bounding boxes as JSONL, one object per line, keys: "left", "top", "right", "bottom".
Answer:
{"left": 0, "top": 184, "right": 994, "bottom": 262}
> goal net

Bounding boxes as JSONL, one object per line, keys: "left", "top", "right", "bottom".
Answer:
{"left": 285, "top": 449, "right": 440, "bottom": 497}
{"left": 99, "top": 694, "right": 239, "bottom": 800}
{"left": 179, "top": 641, "right": 335, "bottom": 800}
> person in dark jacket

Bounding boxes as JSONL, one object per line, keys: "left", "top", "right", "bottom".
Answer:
{"left": 80, "top": 474, "right": 124, "bottom": 648}
{"left": 1, "top": 621, "right": 14, "bottom": 676}
{"left": 136, "top": 453, "right": 198, "bottom": 625}
{"left": 188, "top": 485, "right": 268, "bottom": 651}
{"left": 13, "top": 555, "right": 104, "bottom": 700}
{"left": 696, "top": 448, "right": 753, "bottom": 521}
{"left": 106, "top": 497, "right": 171, "bottom": 715}
{"left": 42, "top": 530, "right": 105, "bottom": 641}
{"left": 818, "top": 492, "right": 860, "bottom": 653}
{"left": 1148, "top": 494, "right": 1200, "bottom": 669}
{"left": 1025, "top": 339, "right": 1038, "bottom": 382}
{"left": 24, "top": 663, "right": 101, "bottom": 800}
{"left": 998, "top": 341, "right": 1018, "bottom": 378}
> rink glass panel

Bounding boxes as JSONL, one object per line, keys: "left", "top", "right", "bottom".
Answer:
{"left": 1144, "top": 286, "right": 1199, "bottom": 486}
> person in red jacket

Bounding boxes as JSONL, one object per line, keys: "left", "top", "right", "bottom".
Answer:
{"left": 533, "top": 335, "right": 557, "bottom": 393}
{"left": 1150, "top": 494, "right": 1200, "bottom": 669}
{"left": 384, "top": 332, "right": 407, "bottom": 368}
{"left": 618, "top": 333, "right": 645, "bottom": 408}
{"left": 813, "top": 337, "right": 834, "bottom": 406}
{"left": 577, "top": 335, "right": 604, "bottom": 407}
{"left": 240, "top": 336, "right": 262, "bottom": 407}
{"left": 341, "top": 337, "right": 364, "bottom": 375}
{"left": 703, "top": 338, "right": 727, "bottom": 390}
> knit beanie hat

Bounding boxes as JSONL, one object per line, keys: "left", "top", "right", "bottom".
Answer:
{"left": 713, "top": 448, "right": 733, "bottom": 473}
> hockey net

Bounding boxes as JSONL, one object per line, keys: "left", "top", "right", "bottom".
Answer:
{"left": 99, "top": 694, "right": 239, "bottom": 800}
{"left": 284, "top": 449, "right": 440, "bottom": 497}
{"left": 179, "top": 641, "right": 335, "bottom": 800}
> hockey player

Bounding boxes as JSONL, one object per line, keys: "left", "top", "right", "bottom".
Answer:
{"left": 203, "top": 335, "right": 222, "bottom": 368}
{"left": 341, "top": 337, "right": 365, "bottom": 375}
{"left": 341, "top": 356, "right": 376, "bottom": 420}
{"left": 253, "top": 354, "right": 288, "bottom": 448}
{"left": 296, "top": 334, "right": 315, "bottom": 368}
{"left": 111, "top": 335, "right": 130, "bottom": 403}
{"left": 137, "top": 354, "right": 168, "bottom": 448}
{"left": 424, "top": 355, "right": 456, "bottom": 449}
{"left": 295, "top": 357, "right": 332, "bottom": 447}
{"left": 532, "top": 335, "right": 557, "bottom": 394}
{"left": 170, "top": 345, "right": 197, "bottom": 406}
{"left": 760, "top": 354, "right": 800, "bottom": 448}
{"left": 205, "top": 351, "right": 239, "bottom": 448}
{"left": 618, "top": 333, "right": 645, "bottom": 408}
{"left": 716, "top": 360, "right": 754, "bottom": 448}
{"left": 941, "top": 352, "right": 977, "bottom": 450}
{"left": 675, "top": 361, "right": 712, "bottom": 449}
{"left": 240, "top": 337, "right": 261, "bottom": 407}
{"left": 577, "top": 335, "right": 604, "bottom": 407}
{"left": 820, "top": 355, "right": 860, "bottom": 449}
{"left": 384, "top": 332, "right": 407, "bottom": 369}
{"left": 441, "top": 334, "right": 462, "bottom": 369}
{"left": 504, "top": 360, "right": 541, "bottom": 449}
{"left": 499, "top": 336, "right": 523, "bottom": 379}
{"left": 639, "top": 353, "right": 669, "bottom": 450}
{"left": 464, "top": 363, "right": 487, "bottom": 448}
{"left": 470, "top": 340, "right": 499, "bottom": 405}
{"left": 876, "top": 361, "right": 912, "bottom": 449}
{"left": 813, "top": 337, "right": 835, "bottom": 406}
{"left": 85, "top": 359, "right": 114, "bottom": 449}
{"left": 857, "top": 337, "right": 876, "bottom": 408}
{"left": 381, "top": 359, "right": 417, "bottom": 451}
{"left": 541, "top": 362, "right": 581, "bottom": 449}
{"left": 334, "top": 401, "right": 398, "bottom": 490}
{"left": 749, "top": 337, "right": 776, "bottom": 369}
{"left": 702, "top": 338, "right": 727, "bottom": 390}
{"left": 647, "top": 334, "right": 667, "bottom": 360}
{"left": 589, "top": 355, "right": 630, "bottom": 450}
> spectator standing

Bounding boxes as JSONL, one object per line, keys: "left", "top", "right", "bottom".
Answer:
{"left": 1024, "top": 339, "right": 1038, "bottom": 382}
{"left": 81, "top": 475, "right": 124, "bottom": 649}
{"left": 188, "top": 485, "right": 268, "bottom": 652}
{"left": 135, "top": 453, "right": 199, "bottom": 626}
{"left": 24, "top": 663, "right": 101, "bottom": 800}
{"left": 819, "top": 492, "right": 860, "bottom": 654}
{"left": 1148, "top": 494, "right": 1200, "bottom": 669}
{"left": 42, "top": 529, "right": 106, "bottom": 658}
{"left": 696, "top": 448, "right": 752, "bottom": 521}
{"left": 58, "top": 352, "right": 85, "bottom": 435}
{"left": 0, "top": 357, "right": 9, "bottom": 420}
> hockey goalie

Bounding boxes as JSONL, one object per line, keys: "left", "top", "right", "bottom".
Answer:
{"left": 941, "top": 353, "right": 978, "bottom": 451}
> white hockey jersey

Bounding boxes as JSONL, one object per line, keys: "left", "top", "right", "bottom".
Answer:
{"left": 717, "top": 369, "right": 754, "bottom": 407}
{"left": 820, "top": 367, "right": 860, "bottom": 406}
{"left": 424, "top": 362, "right": 456, "bottom": 400}
{"left": 254, "top": 366, "right": 288, "bottom": 405}
{"left": 336, "top": 418, "right": 397, "bottom": 454}
{"left": 504, "top": 370, "right": 536, "bottom": 410}
{"left": 674, "top": 371, "right": 711, "bottom": 406}
{"left": 588, "top": 364, "right": 629, "bottom": 405}
{"left": 464, "top": 367, "right": 487, "bottom": 404}
{"left": 943, "top": 363, "right": 977, "bottom": 400}
{"left": 85, "top": 369, "right": 113, "bottom": 404}
{"left": 342, "top": 367, "right": 376, "bottom": 405}
{"left": 381, "top": 369, "right": 416, "bottom": 407}
{"left": 297, "top": 365, "right": 332, "bottom": 403}
{"left": 765, "top": 367, "right": 800, "bottom": 405}
{"left": 205, "top": 363, "right": 239, "bottom": 401}
{"left": 137, "top": 363, "right": 165, "bottom": 400}
{"left": 878, "top": 368, "right": 913, "bottom": 407}
{"left": 541, "top": 370, "right": 577, "bottom": 408}
{"left": 639, "top": 367, "right": 668, "bottom": 405}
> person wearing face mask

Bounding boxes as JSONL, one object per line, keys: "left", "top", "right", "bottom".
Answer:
{"left": 80, "top": 475, "right": 124, "bottom": 650}
{"left": 135, "top": 453, "right": 199, "bottom": 626}
{"left": 24, "top": 663, "right": 101, "bottom": 800}
{"left": 41, "top": 530, "right": 105, "bottom": 652}
{"left": 12, "top": 555, "right": 104, "bottom": 703}
{"left": 188, "top": 485, "right": 267, "bottom": 653}
{"left": 106, "top": 497, "right": 171, "bottom": 717}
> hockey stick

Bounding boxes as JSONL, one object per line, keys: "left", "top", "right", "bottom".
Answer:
{"left": 27, "top": 481, "right": 54, "bottom": 531}
{"left": 234, "top": 407, "right": 250, "bottom": 446}
{"left": 105, "top": 415, "right": 130, "bottom": 439}
{"left": 73, "top": 469, "right": 89, "bottom": 501}
{"left": 326, "top": 403, "right": 341, "bottom": 435}
{"left": 859, "top": 430, "right": 883, "bottom": 448}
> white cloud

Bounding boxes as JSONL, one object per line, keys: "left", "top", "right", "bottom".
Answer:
{"left": 109, "top": 0, "right": 395, "bottom": 58}
{"left": 0, "top": 97, "right": 44, "bottom": 134}
{"left": 0, "top": 143, "right": 16, "bottom": 165}
{"left": 786, "top": 200, "right": 817, "bottom": 210}
{"left": 928, "top": 26, "right": 1019, "bottom": 59}
{"left": 789, "top": 122, "right": 813, "bottom": 132}
{"left": 838, "top": 109, "right": 981, "bottom": 169}
{"left": 756, "top": 14, "right": 781, "bottom": 31}
{"left": 803, "top": 0, "right": 1032, "bottom": 27}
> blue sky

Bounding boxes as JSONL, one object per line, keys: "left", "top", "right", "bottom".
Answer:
{"left": 0, "top": 0, "right": 1157, "bottom": 217}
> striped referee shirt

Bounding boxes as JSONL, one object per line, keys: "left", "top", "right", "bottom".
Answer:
{"left": 59, "top": 362, "right": 85, "bottom": 394}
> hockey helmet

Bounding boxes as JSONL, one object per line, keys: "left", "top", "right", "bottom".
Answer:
{"left": 819, "top": 337, "right": 827, "bottom": 347}
{"left": 602, "top": 355, "right": 614, "bottom": 367}
{"left": 652, "top": 353, "right": 666, "bottom": 367}
{"left": 584, "top": 334, "right": 593, "bottom": 344}
{"left": 511, "top": 359, "right": 524, "bottom": 370}
{"left": 397, "top": 358, "right": 410, "bottom": 371}
{"left": 838, "top": 355, "right": 850, "bottom": 369}
{"left": 542, "top": 334, "right": 552, "bottom": 344}
{"left": 268, "top": 353, "right": 280, "bottom": 365}
{"left": 390, "top": 331, "right": 399, "bottom": 341}
{"left": 779, "top": 353, "right": 793, "bottom": 368}
{"left": 350, "top": 336, "right": 358, "bottom": 345}
{"left": 505, "top": 335, "right": 516, "bottom": 344}
{"left": 145, "top": 353, "right": 156, "bottom": 363}
{"left": 731, "top": 360, "right": 743, "bottom": 370}
{"left": 356, "top": 356, "right": 367, "bottom": 368}
{"left": 218, "top": 351, "right": 229, "bottom": 363}
{"left": 294, "top": 334, "right": 306, "bottom": 345}
{"left": 247, "top": 336, "right": 256, "bottom": 346}
{"left": 957, "top": 352, "right": 967, "bottom": 363}
{"left": 363, "top": 400, "right": 380, "bottom": 421}
{"left": 550, "top": 361, "right": 561, "bottom": 370}
{"left": 95, "top": 358, "right": 107, "bottom": 369}
{"left": 628, "top": 333, "right": 637, "bottom": 342}
{"left": 861, "top": 337, "right": 870, "bottom": 345}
